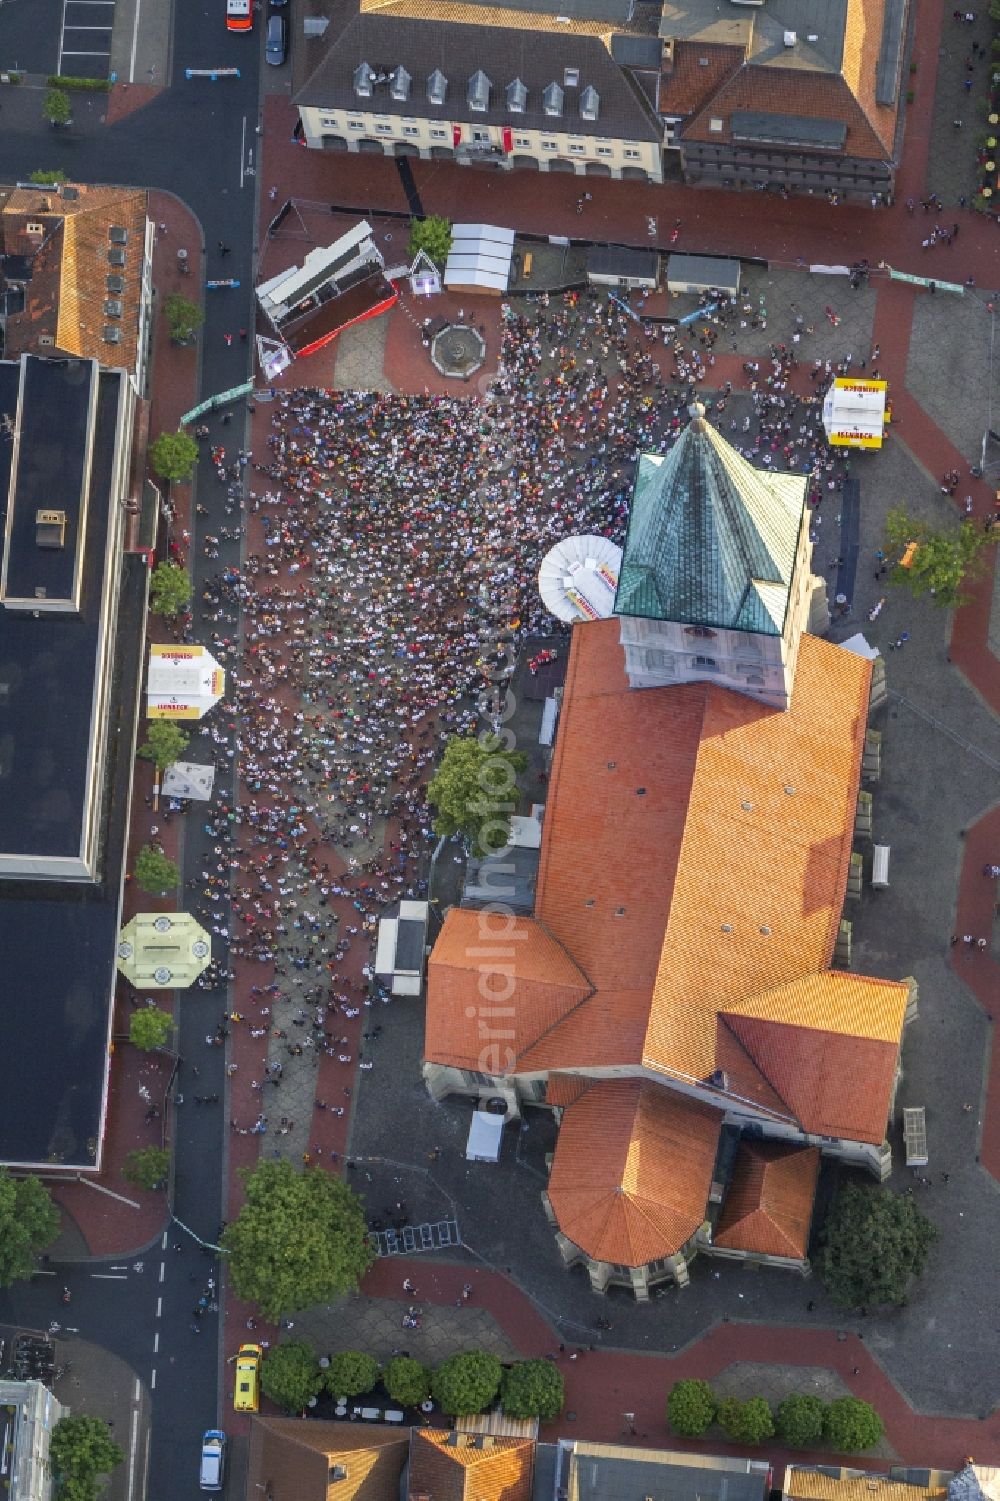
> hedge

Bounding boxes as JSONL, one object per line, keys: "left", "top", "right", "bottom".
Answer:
{"left": 46, "top": 74, "right": 111, "bottom": 90}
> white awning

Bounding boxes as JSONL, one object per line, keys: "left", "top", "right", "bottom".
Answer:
{"left": 444, "top": 224, "right": 515, "bottom": 294}
{"left": 466, "top": 1110, "right": 504, "bottom": 1162}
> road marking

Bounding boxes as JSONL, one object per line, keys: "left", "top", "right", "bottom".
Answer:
{"left": 158, "top": 1262, "right": 165, "bottom": 1283}
{"left": 110, "top": 1264, "right": 128, "bottom": 1271}
{"left": 91, "top": 1273, "right": 128, "bottom": 1280}
{"left": 240, "top": 114, "right": 246, "bottom": 190}
{"left": 156, "top": 1297, "right": 162, "bottom": 1318}
{"left": 56, "top": 0, "right": 71, "bottom": 72}
{"left": 150, "top": 1367, "right": 156, "bottom": 1391}
{"left": 153, "top": 1331, "right": 159, "bottom": 1353}
{"left": 160, "top": 1232, "right": 168, "bottom": 1251}
{"left": 128, "top": 0, "right": 142, "bottom": 82}
{"left": 61, "top": 46, "right": 111, "bottom": 52}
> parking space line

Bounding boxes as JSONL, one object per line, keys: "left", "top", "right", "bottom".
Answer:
{"left": 56, "top": 0, "right": 71, "bottom": 73}
{"left": 61, "top": 49, "right": 111, "bottom": 55}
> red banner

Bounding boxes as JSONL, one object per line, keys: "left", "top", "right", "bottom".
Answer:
{"left": 452, "top": 124, "right": 462, "bottom": 147}
{"left": 502, "top": 126, "right": 513, "bottom": 153}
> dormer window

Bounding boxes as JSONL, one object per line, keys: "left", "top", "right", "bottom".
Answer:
{"left": 579, "top": 84, "right": 599, "bottom": 120}
{"left": 390, "top": 65, "right": 411, "bottom": 101}
{"left": 354, "top": 61, "right": 374, "bottom": 97}
{"left": 506, "top": 78, "right": 527, "bottom": 113}
{"left": 563, "top": 66, "right": 580, "bottom": 86}
{"left": 25, "top": 222, "right": 44, "bottom": 236}
{"left": 468, "top": 69, "right": 491, "bottom": 112}
{"left": 542, "top": 81, "right": 564, "bottom": 116}
{"left": 684, "top": 625, "right": 716, "bottom": 638}
{"left": 427, "top": 68, "right": 447, "bottom": 104}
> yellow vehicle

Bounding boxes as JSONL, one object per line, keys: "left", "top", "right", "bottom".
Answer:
{"left": 234, "top": 1343, "right": 262, "bottom": 1413}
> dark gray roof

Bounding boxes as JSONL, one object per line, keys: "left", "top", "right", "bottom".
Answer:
{"left": 731, "top": 110, "right": 847, "bottom": 147}
{"left": 610, "top": 32, "right": 662, "bottom": 65}
{"left": 588, "top": 245, "right": 659, "bottom": 278}
{"left": 875, "top": 0, "right": 906, "bottom": 104}
{"left": 565, "top": 1443, "right": 770, "bottom": 1501}
{"left": 294, "top": 9, "right": 663, "bottom": 141}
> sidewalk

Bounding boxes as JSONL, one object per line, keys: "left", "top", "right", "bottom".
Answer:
{"left": 49, "top": 189, "right": 206, "bottom": 1258}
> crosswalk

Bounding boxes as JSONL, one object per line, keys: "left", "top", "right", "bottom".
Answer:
{"left": 368, "top": 1219, "right": 461, "bottom": 1257}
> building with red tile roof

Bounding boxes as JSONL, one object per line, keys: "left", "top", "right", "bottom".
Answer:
{"left": 423, "top": 405, "right": 915, "bottom": 1300}
{"left": 408, "top": 1428, "right": 535, "bottom": 1501}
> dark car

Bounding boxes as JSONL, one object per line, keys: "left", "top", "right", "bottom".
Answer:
{"left": 265, "top": 13, "right": 286, "bottom": 62}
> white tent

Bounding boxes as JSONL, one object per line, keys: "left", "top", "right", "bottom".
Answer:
{"left": 466, "top": 1110, "right": 505, "bottom": 1162}
{"left": 822, "top": 378, "right": 887, "bottom": 449}
{"left": 161, "top": 761, "right": 216, "bottom": 800}
{"left": 147, "top": 644, "right": 226, "bottom": 720}
{"left": 444, "top": 224, "right": 515, "bottom": 296}
{"left": 839, "top": 632, "right": 880, "bottom": 661}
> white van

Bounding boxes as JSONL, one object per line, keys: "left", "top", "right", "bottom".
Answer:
{"left": 200, "top": 1431, "right": 226, "bottom": 1492}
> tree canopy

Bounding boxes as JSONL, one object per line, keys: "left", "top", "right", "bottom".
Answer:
{"left": 500, "top": 1359, "right": 564, "bottom": 1421}
{"left": 133, "top": 844, "right": 179, "bottom": 894}
{"left": 775, "top": 1393, "right": 826, "bottom": 1447}
{"left": 49, "top": 1416, "right": 124, "bottom": 1501}
{"left": 432, "top": 1351, "right": 503, "bottom": 1416}
{"left": 384, "top": 1355, "right": 431, "bottom": 1407}
{"left": 43, "top": 88, "right": 71, "bottom": 126}
{"left": 817, "top": 1182, "right": 937, "bottom": 1309}
{"left": 884, "top": 505, "right": 993, "bottom": 608}
{"left": 221, "top": 1160, "right": 372, "bottom": 1318}
{"left": 666, "top": 1379, "right": 716, "bottom": 1437}
{"left": 163, "top": 293, "right": 204, "bottom": 344}
{"left": 426, "top": 735, "right": 527, "bottom": 853}
{"left": 122, "top": 1146, "right": 169, "bottom": 1191}
{"left": 823, "top": 1395, "right": 884, "bottom": 1452}
{"left": 138, "top": 720, "right": 189, "bottom": 772}
{"left": 149, "top": 429, "right": 199, "bottom": 484}
{"left": 261, "top": 1340, "right": 323, "bottom": 1412}
{"left": 148, "top": 561, "right": 192, "bottom": 617}
{"left": 128, "top": 1006, "right": 173, "bottom": 1051}
{"left": 716, "top": 1395, "right": 775, "bottom": 1446}
{"left": 325, "top": 1349, "right": 381, "bottom": 1398}
{"left": 0, "top": 1170, "right": 60, "bottom": 1287}
{"left": 408, "top": 215, "right": 453, "bottom": 266}
{"left": 30, "top": 169, "right": 67, "bottom": 184}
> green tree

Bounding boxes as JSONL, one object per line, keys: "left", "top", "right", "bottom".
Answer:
{"left": 122, "top": 1146, "right": 169, "bottom": 1191}
{"left": 776, "top": 1393, "right": 826, "bottom": 1447}
{"left": 29, "top": 168, "right": 67, "bottom": 184}
{"left": 261, "top": 1340, "right": 323, "bottom": 1412}
{"left": 500, "top": 1359, "right": 564, "bottom": 1421}
{"left": 884, "top": 505, "right": 993, "bottom": 608}
{"left": 716, "top": 1395, "right": 775, "bottom": 1446}
{"left": 49, "top": 1416, "right": 124, "bottom": 1501}
{"left": 666, "top": 1378, "right": 716, "bottom": 1437}
{"left": 823, "top": 1395, "right": 884, "bottom": 1452}
{"left": 133, "top": 844, "right": 179, "bottom": 894}
{"left": 384, "top": 1355, "right": 431, "bottom": 1408}
{"left": 325, "top": 1350, "right": 381, "bottom": 1399}
{"left": 128, "top": 1006, "right": 173, "bottom": 1051}
{"left": 818, "top": 1182, "right": 937, "bottom": 1309}
{"left": 427, "top": 735, "right": 527, "bottom": 853}
{"left": 0, "top": 1170, "right": 60, "bottom": 1286}
{"left": 148, "top": 429, "right": 199, "bottom": 484}
{"left": 221, "top": 1160, "right": 372, "bottom": 1319}
{"left": 43, "top": 87, "right": 71, "bottom": 126}
{"left": 432, "top": 1351, "right": 503, "bottom": 1416}
{"left": 148, "top": 561, "right": 192, "bottom": 617}
{"left": 408, "top": 215, "right": 453, "bottom": 266}
{"left": 163, "top": 293, "right": 204, "bottom": 344}
{"left": 138, "top": 720, "right": 189, "bottom": 772}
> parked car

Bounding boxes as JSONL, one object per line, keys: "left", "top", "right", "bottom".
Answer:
{"left": 234, "top": 1343, "right": 262, "bottom": 1412}
{"left": 265, "top": 13, "right": 287, "bottom": 63}
{"left": 199, "top": 1430, "right": 226, "bottom": 1492}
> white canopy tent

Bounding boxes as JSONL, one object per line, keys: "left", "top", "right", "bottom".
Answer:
{"left": 161, "top": 761, "right": 216, "bottom": 801}
{"left": 466, "top": 1110, "right": 504, "bottom": 1162}
{"left": 444, "top": 224, "right": 515, "bottom": 296}
{"left": 147, "top": 644, "right": 226, "bottom": 720}
{"left": 822, "top": 378, "right": 887, "bottom": 449}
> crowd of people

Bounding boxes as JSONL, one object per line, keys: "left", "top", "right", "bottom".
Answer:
{"left": 178, "top": 285, "right": 855, "bottom": 1143}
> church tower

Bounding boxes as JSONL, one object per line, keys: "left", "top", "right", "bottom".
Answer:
{"left": 614, "top": 403, "right": 829, "bottom": 711}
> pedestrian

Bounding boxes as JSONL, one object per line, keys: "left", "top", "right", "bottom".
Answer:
{"left": 218, "top": 241, "right": 231, "bottom": 255}
{"left": 239, "top": 328, "right": 248, "bottom": 341}
{"left": 224, "top": 332, "right": 233, "bottom": 346}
